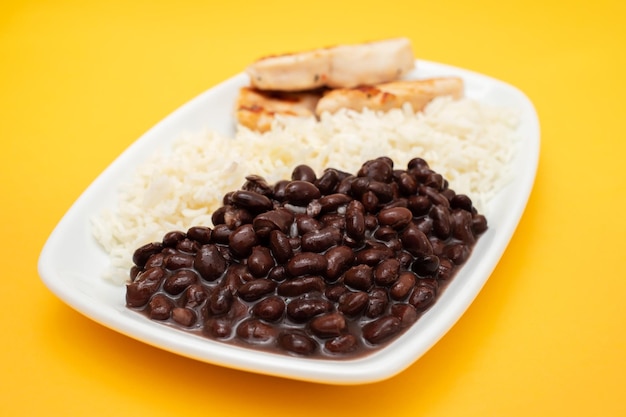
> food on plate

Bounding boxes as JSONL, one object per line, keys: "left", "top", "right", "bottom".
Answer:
{"left": 238, "top": 38, "right": 465, "bottom": 132}
{"left": 315, "top": 77, "right": 464, "bottom": 115}
{"left": 126, "top": 157, "right": 488, "bottom": 358}
{"left": 91, "top": 96, "right": 519, "bottom": 285}
{"left": 236, "top": 87, "right": 322, "bottom": 133}
{"left": 245, "top": 37, "right": 415, "bottom": 91}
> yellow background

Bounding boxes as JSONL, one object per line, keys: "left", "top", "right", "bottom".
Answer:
{"left": 2, "top": 0, "right": 625, "bottom": 415}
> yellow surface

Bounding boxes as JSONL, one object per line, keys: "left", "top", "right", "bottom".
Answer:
{"left": 2, "top": 0, "right": 625, "bottom": 415}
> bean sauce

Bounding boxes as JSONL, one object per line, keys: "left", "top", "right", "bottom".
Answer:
{"left": 126, "top": 157, "right": 487, "bottom": 359}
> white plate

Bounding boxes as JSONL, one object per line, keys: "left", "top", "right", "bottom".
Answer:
{"left": 38, "top": 60, "right": 540, "bottom": 385}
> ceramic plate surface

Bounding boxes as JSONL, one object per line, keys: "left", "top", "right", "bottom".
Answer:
{"left": 38, "top": 60, "right": 540, "bottom": 385}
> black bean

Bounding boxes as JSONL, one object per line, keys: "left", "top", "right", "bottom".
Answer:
{"left": 318, "top": 193, "right": 352, "bottom": 213}
{"left": 366, "top": 288, "right": 388, "bottom": 318}
{"left": 148, "top": 294, "right": 173, "bottom": 320}
{"left": 291, "top": 164, "right": 317, "bottom": 183}
{"left": 285, "top": 252, "right": 328, "bottom": 277}
{"left": 194, "top": 244, "right": 227, "bottom": 281}
{"left": 451, "top": 209, "right": 476, "bottom": 245}
{"left": 325, "top": 334, "right": 358, "bottom": 354}
{"left": 430, "top": 205, "right": 452, "bottom": 239}
{"left": 411, "top": 254, "right": 440, "bottom": 277}
{"left": 231, "top": 190, "right": 273, "bottom": 213}
{"left": 126, "top": 266, "right": 166, "bottom": 307}
{"left": 408, "top": 282, "right": 437, "bottom": 312}
{"left": 164, "top": 251, "right": 194, "bottom": 270}
{"left": 162, "top": 230, "right": 186, "bottom": 248}
{"left": 315, "top": 169, "right": 340, "bottom": 194}
{"left": 163, "top": 269, "right": 199, "bottom": 295}
{"left": 204, "top": 317, "right": 232, "bottom": 339}
{"left": 338, "top": 291, "right": 369, "bottom": 316}
{"left": 273, "top": 180, "right": 289, "bottom": 201}
{"left": 358, "top": 158, "right": 393, "bottom": 182}
{"left": 295, "top": 214, "right": 322, "bottom": 234}
{"left": 267, "top": 265, "right": 288, "bottom": 282}
{"left": 206, "top": 285, "right": 233, "bottom": 316}
{"left": 247, "top": 246, "right": 275, "bottom": 277}
{"left": 252, "top": 296, "right": 285, "bottom": 322}
{"left": 278, "top": 332, "right": 316, "bottom": 355}
{"left": 236, "top": 319, "right": 276, "bottom": 344}
{"left": 186, "top": 226, "right": 212, "bottom": 244}
{"left": 374, "top": 258, "right": 400, "bottom": 286}
{"left": 171, "top": 307, "right": 196, "bottom": 327}
{"left": 324, "top": 245, "right": 355, "bottom": 282}
{"left": 445, "top": 243, "right": 471, "bottom": 265}
{"left": 252, "top": 208, "right": 294, "bottom": 238}
{"left": 237, "top": 279, "right": 276, "bottom": 301}
{"left": 377, "top": 207, "right": 413, "bottom": 230}
{"left": 222, "top": 206, "right": 254, "bottom": 229}
{"left": 472, "top": 214, "right": 488, "bottom": 234}
{"left": 437, "top": 257, "right": 454, "bottom": 281}
{"left": 277, "top": 276, "right": 325, "bottom": 297}
{"left": 391, "top": 304, "right": 418, "bottom": 326}
{"left": 286, "top": 297, "right": 332, "bottom": 322}
{"left": 242, "top": 175, "right": 273, "bottom": 196}
{"left": 325, "top": 284, "right": 349, "bottom": 302}
{"left": 343, "top": 265, "right": 374, "bottom": 291}
{"left": 407, "top": 195, "right": 432, "bottom": 216}
{"left": 422, "top": 185, "right": 450, "bottom": 208}
{"left": 268, "top": 230, "right": 293, "bottom": 264}
{"left": 390, "top": 271, "right": 417, "bottom": 300}
{"left": 361, "top": 190, "right": 379, "bottom": 213}
{"left": 450, "top": 194, "right": 473, "bottom": 211}
{"left": 355, "top": 247, "right": 391, "bottom": 266}
{"left": 363, "top": 315, "right": 402, "bottom": 344}
{"left": 228, "top": 224, "right": 259, "bottom": 258}
{"left": 132, "top": 242, "right": 163, "bottom": 268}
{"left": 301, "top": 227, "right": 342, "bottom": 253}
{"left": 310, "top": 312, "right": 346, "bottom": 338}
{"left": 181, "top": 284, "right": 209, "bottom": 309}
{"left": 397, "top": 172, "right": 418, "bottom": 196}
{"left": 368, "top": 181, "right": 394, "bottom": 203}
{"left": 283, "top": 180, "right": 321, "bottom": 205}
{"left": 143, "top": 252, "right": 165, "bottom": 270}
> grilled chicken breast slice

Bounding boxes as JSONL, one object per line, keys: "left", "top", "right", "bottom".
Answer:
{"left": 245, "top": 38, "right": 415, "bottom": 92}
{"left": 235, "top": 87, "right": 322, "bottom": 132}
{"left": 315, "top": 77, "right": 464, "bottom": 116}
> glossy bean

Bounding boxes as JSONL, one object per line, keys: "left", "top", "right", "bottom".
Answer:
{"left": 301, "top": 227, "right": 342, "bottom": 253}
{"left": 277, "top": 276, "right": 325, "bottom": 297}
{"left": 252, "top": 208, "right": 294, "bottom": 238}
{"left": 228, "top": 224, "right": 259, "bottom": 258}
{"left": 237, "top": 279, "right": 276, "bottom": 301}
{"left": 278, "top": 332, "right": 317, "bottom": 355}
{"left": 231, "top": 190, "right": 273, "bottom": 213}
{"left": 343, "top": 265, "right": 374, "bottom": 291}
{"left": 362, "top": 315, "right": 402, "bottom": 344}
{"left": 324, "top": 245, "right": 355, "bottom": 281}
{"left": 377, "top": 207, "right": 413, "bottom": 230}
{"left": 252, "top": 296, "right": 285, "bottom": 322}
{"left": 338, "top": 291, "right": 369, "bottom": 316}
{"left": 247, "top": 246, "right": 275, "bottom": 277}
{"left": 148, "top": 294, "right": 173, "bottom": 320}
{"left": 194, "top": 244, "right": 227, "bottom": 281}
{"left": 283, "top": 180, "right": 321, "bottom": 205}
{"left": 171, "top": 307, "right": 196, "bottom": 327}
{"left": 310, "top": 312, "right": 346, "bottom": 338}
{"left": 390, "top": 271, "right": 417, "bottom": 300}
{"left": 126, "top": 266, "right": 166, "bottom": 307}
{"left": 285, "top": 252, "right": 328, "bottom": 277}
{"left": 286, "top": 297, "right": 332, "bottom": 322}
{"left": 206, "top": 285, "right": 234, "bottom": 316}
{"left": 325, "top": 334, "right": 358, "bottom": 354}
{"left": 374, "top": 258, "right": 400, "bottom": 286}
{"left": 132, "top": 242, "right": 163, "bottom": 268}
{"left": 268, "top": 230, "right": 293, "bottom": 264}
{"left": 163, "top": 269, "right": 199, "bottom": 295}
{"left": 236, "top": 319, "right": 276, "bottom": 344}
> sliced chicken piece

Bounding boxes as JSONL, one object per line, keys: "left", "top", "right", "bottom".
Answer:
{"left": 326, "top": 38, "right": 415, "bottom": 88}
{"left": 245, "top": 38, "right": 415, "bottom": 92}
{"left": 315, "top": 77, "right": 464, "bottom": 116}
{"left": 246, "top": 49, "right": 331, "bottom": 92}
{"left": 235, "top": 87, "right": 322, "bottom": 132}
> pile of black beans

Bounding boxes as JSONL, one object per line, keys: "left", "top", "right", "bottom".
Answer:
{"left": 126, "top": 157, "right": 487, "bottom": 358}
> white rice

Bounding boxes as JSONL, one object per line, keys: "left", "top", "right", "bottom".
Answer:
{"left": 91, "top": 96, "right": 520, "bottom": 284}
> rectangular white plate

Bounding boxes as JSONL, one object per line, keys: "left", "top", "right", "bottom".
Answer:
{"left": 38, "top": 60, "right": 540, "bottom": 385}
